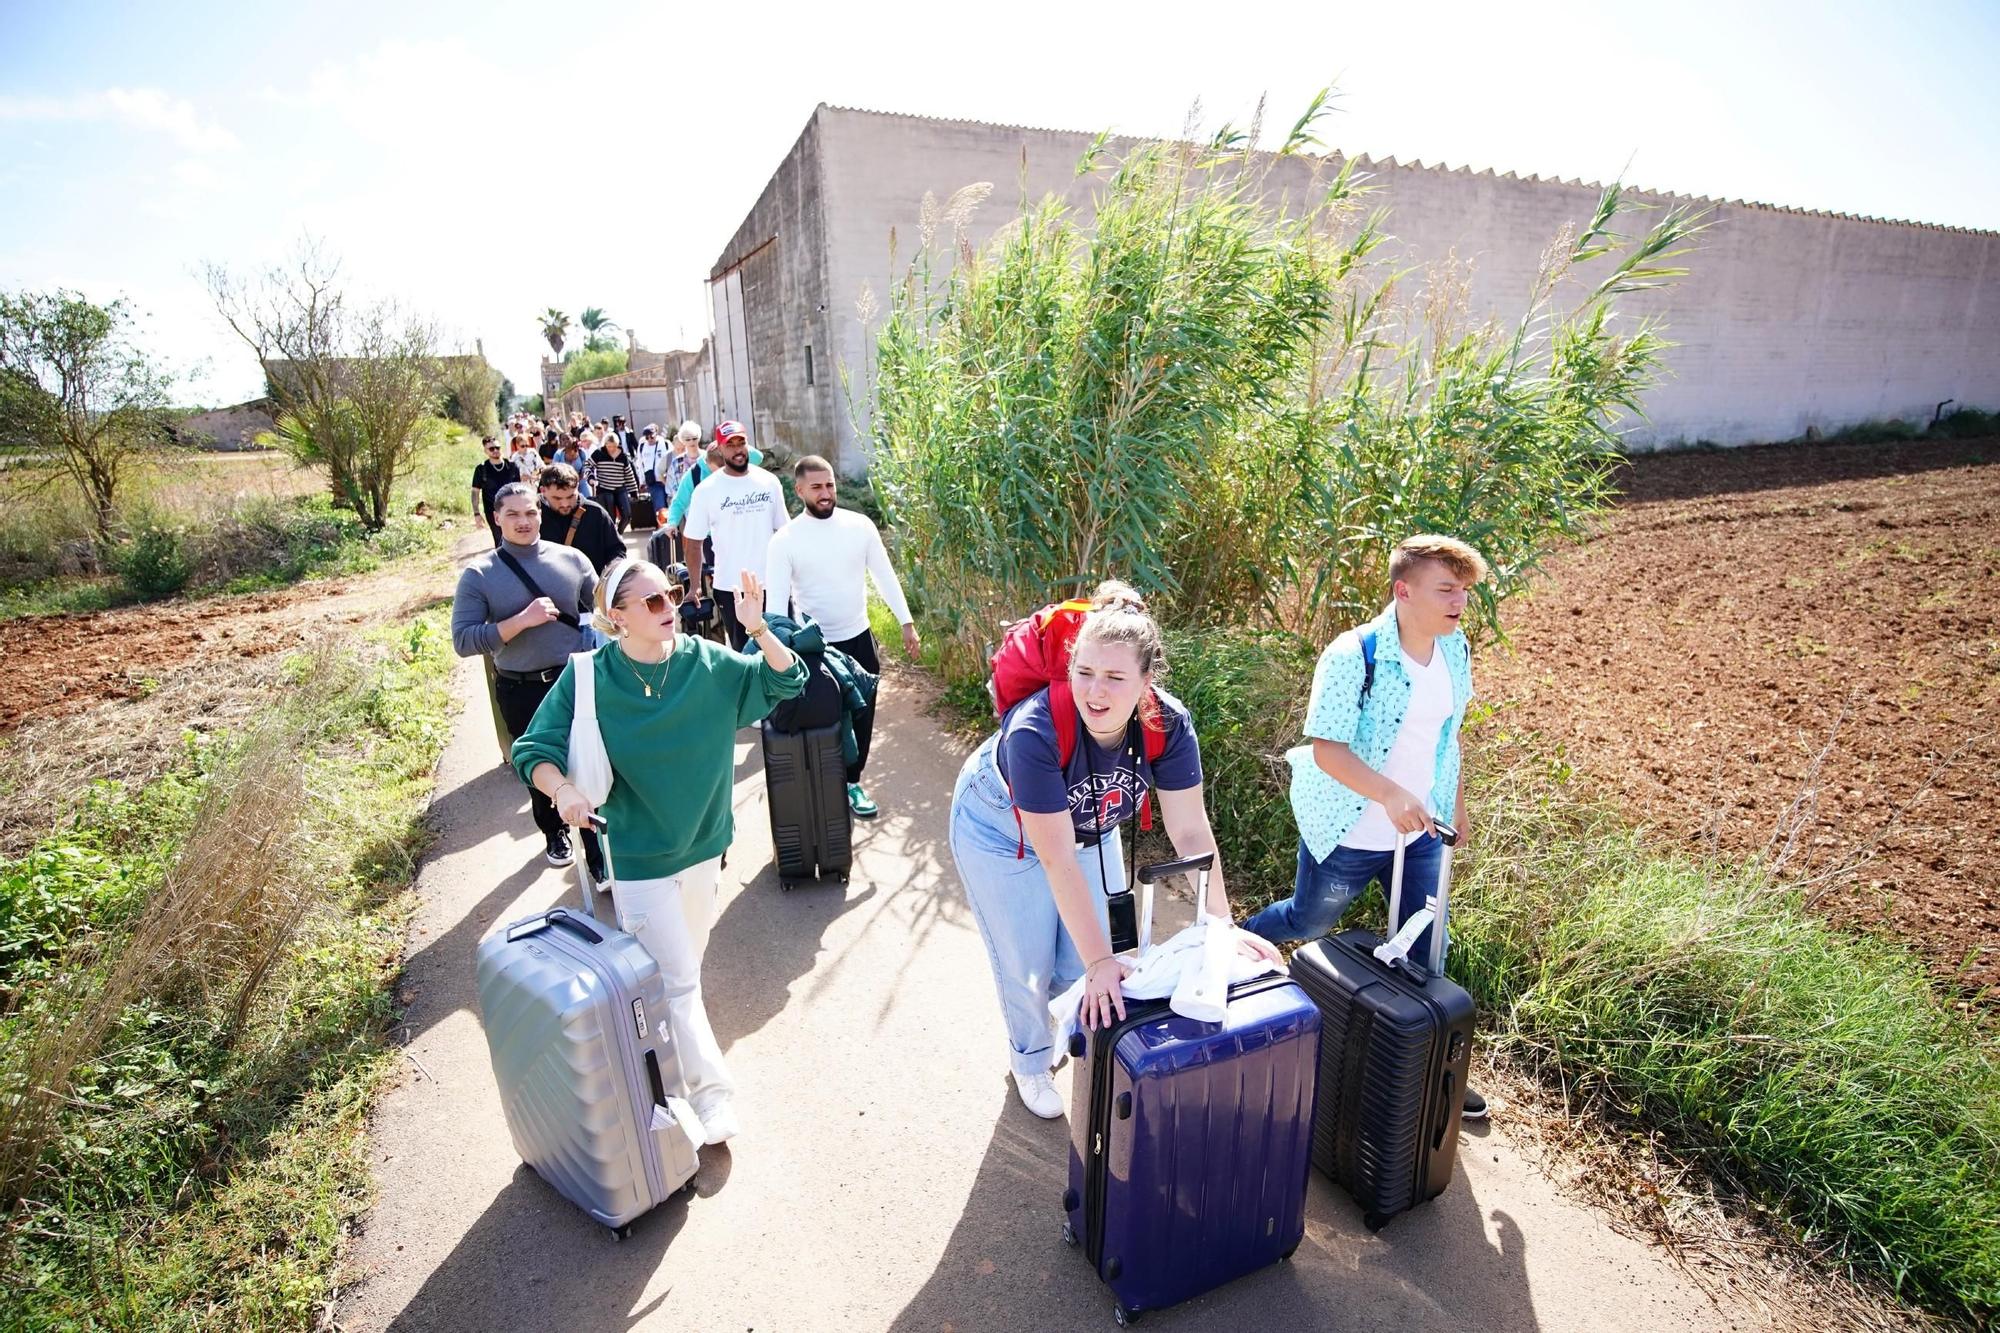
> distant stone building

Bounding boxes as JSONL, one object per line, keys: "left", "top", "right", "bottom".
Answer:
{"left": 710, "top": 104, "right": 2000, "bottom": 474}
{"left": 557, "top": 341, "right": 716, "bottom": 431}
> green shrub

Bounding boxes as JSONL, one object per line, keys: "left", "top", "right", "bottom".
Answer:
{"left": 112, "top": 523, "right": 193, "bottom": 600}
{"left": 1928, "top": 406, "right": 1996, "bottom": 439}
{"left": 868, "top": 96, "right": 1700, "bottom": 668}
{"left": 559, "top": 346, "right": 627, "bottom": 392}
{"left": 1828, "top": 418, "right": 1921, "bottom": 444}
{"left": 1, "top": 615, "right": 456, "bottom": 1326}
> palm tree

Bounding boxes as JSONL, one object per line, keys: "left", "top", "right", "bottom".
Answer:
{"left": 539, "top": 308, "right": 571, "bottom": 358}
{"left": 579, "top": 306, "right": 619, "bottom": 351}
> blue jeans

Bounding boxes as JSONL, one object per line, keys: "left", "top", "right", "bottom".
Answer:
{"left": 1243, "top": 834, "right": 1446, "bottom": 967}
{"left": 950, "top": 737, "right": 1118, "bottom": 1080}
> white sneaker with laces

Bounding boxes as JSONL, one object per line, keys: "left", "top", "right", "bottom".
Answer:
{"left": 1015, "top": 1071, "right": 1063, "bottom": 1119}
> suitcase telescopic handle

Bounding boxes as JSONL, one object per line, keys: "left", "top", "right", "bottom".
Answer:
{"left": 1133, "top": 852, "right": 1214, "bottom": 885}
{"left": 504, "top": 906, "right": 605, "bottom": 946}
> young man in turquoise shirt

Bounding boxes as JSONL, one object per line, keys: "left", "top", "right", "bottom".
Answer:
{"left": 1245, "top": 534, "right": 1490, "bottom": 1119}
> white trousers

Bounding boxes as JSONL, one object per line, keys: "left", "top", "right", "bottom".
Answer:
{"left": 611, "top": 855, "right": 732, "bottom": 1116}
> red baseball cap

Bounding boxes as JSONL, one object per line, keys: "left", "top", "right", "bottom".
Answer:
{"left": 715, "top": 419, "right": 747, "bottom": 443}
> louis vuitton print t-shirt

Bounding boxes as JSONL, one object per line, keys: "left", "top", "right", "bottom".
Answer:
{"left": 682, "top": 465, "right": 788, "bottom": 593}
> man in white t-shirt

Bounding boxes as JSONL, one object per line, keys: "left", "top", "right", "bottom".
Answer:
{"left": 681, "top": 419, "right": 786, "bottom": 650}
{"left": 1245, "top": 533, "right": 1492, "bottom": 1120}
{"left": 763, "top": 454, "right": 921, "bottom": 819}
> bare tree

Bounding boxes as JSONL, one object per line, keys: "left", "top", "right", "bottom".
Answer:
{"left": 0, "top": 290, "right": 176, "bottom": 540}
{"left": 207, "top": 239, "right": 444, "bottom": 530}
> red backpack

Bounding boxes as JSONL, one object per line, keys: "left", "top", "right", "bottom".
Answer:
{"left": 988, "top": 599, "right": 1168, "bottom": 856}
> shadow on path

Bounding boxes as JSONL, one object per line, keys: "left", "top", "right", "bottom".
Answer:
{"left": 884, "top": 1093, "right": 1542, "bottom": 1333}
{"left": 383, "top": 1154, "right": 718, "bottom": 1333}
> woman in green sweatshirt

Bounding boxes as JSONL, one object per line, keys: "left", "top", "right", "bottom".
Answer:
{"left": 512, "top": 556, "right": 805, "bottom": 1144}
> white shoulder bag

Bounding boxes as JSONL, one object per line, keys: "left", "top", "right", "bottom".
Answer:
{"left": 566, "top": 649, "right": 614, "bottom": 807}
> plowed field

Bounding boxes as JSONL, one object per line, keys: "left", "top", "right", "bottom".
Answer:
{"left": 1481, "top": 436, "right": 1998, "bottom": 1002}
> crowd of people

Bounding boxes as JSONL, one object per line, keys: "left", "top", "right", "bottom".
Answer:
{"left": 452, "top": 410, "right": 922, "bottom": 1142}
{"left": 454, "top": 407, "right": 1492, "bottom": 1135}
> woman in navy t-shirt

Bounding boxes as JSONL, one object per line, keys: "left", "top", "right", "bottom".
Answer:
{"left": 947, "top": 581, "right": 1278, "bottom": 1119}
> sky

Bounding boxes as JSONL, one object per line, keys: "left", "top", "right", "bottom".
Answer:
{"left": 4, "top": 0, "right": 1997, "bottom": 407}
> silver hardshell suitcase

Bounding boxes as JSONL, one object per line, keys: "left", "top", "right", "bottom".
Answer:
{"left": 475, "top": 829, "right": 705, "bottom": 1235}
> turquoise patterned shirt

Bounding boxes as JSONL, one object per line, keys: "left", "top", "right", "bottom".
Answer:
{"left": 1286, "top": 604, "right": 1475, "bottom": 862}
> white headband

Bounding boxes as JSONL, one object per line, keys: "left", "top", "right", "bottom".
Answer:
{"left": 602, "top": 561, "right": 636, "bottom": 625}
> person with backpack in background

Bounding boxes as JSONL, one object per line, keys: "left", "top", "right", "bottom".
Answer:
{"left": 1242, "top": 534, "right": 1490, "bottom": 1121}
{"left": 761, "top": 454, "right": 919, "bottom": 819}
{"left": 636, "top": 425, "right": 670, "bottom": 521}
{"left": 948, "top": 581, "right": 1280, "bottom": 1119}
{"left": 537, "top": 462, "right": 623, "bottom": 574}
{"left": 469, "top": 436, "right": 520, "bottom": 546}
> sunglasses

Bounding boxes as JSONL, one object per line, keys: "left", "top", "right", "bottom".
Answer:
{"left": 635, "top": 588, "right": 684, "bottom": 615}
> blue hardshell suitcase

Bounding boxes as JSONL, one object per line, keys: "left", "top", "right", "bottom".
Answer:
{"left": 1061, "top": 973, "right": 1322, "bottom": 1324}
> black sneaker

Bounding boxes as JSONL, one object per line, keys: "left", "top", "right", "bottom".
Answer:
{"left": 1461, "top": 1088, "right": 1489, "bottom": 1121}
{"left": 545, "top": 829, "right": 575, "bottom": 868}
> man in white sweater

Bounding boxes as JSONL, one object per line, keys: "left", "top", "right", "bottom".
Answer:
{"left": 762, "top": 455, "right": 920, "bottom": 819}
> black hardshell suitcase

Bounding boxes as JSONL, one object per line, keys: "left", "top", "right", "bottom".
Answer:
{"left": 759, "top": 720, "right": 852, "bottom": 889}
{"left": 1289, "top": 823, "right": 1474, "bottom": 1231}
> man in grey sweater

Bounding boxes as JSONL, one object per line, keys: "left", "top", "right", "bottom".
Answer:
{"left": 451, "top": 483, "right": 604, "bottom": 872}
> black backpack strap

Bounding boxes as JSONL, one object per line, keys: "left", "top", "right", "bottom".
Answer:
{"left": 1358, "top": 627, "right": 1378, "bottom": 706}
{"left": 494, "top": 547, "right": 581, "bottom": 629}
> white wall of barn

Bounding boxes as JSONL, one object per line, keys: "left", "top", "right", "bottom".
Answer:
{"left": 730, "top": 105, "right": 1998, "bottom": 469}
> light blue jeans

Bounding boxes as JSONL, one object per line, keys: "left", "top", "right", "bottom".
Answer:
{"left": 950, "top": 736, "right": 1119, "bottom": 1080}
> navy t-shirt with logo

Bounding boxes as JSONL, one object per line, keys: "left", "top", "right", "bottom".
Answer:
{"left": 996, "top": 686, "right": 1203, "bottom": 838}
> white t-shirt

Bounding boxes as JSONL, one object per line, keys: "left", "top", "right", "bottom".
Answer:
{"left": 682, "top": 466, "right": 786, "bottom": 592}
{"left": 763, "top": 508, "right": 914, "bottom": 642}
{"left": 1341, "top": 642, "right": 1454, "bottom": 851}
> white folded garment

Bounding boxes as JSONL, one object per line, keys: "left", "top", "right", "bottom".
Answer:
{"left": 1049, "top": 918, "right": 1282, "bottom": 1055}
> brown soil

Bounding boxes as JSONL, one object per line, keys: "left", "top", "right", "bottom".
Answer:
{"left": 0, "top": 570, "right": 450, "bottom": 739}
{"left": 0, "top": 554, "right": 457, "bottom": 854}
{"left": 1480, "top": 436, "right": 2000, "bottom": 1002}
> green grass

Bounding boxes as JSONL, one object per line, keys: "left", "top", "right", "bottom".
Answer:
{"left": 0, "top": 612, "right": 455, "bottom": 1330}
{"left": 1450, "top": 733, "right": 2000, "bottom": 1325}
{"left": 0, "top": 425, "right": 471, "bottom": 621}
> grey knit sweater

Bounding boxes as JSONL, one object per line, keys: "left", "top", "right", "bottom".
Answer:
{"left": 450, "top": 539, "right": 599, "bottom": 672}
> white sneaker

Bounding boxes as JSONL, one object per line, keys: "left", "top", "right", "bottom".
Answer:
{"left": 695, "top": 1100, "right": 740, "bottom": 1145}
{"left": 1015, "top": 1071, "right": 1063, "bottom": 1119}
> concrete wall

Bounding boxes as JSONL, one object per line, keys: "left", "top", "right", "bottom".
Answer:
{"left": 777, "top": 105, "right": 1999, "bottom": 465}
{"left": 709, "top": 114, "right": 842, "bottom": 466}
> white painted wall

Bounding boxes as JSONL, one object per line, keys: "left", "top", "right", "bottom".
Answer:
{"left": 807, "top": 105, "right": 1999, "bottom": 463}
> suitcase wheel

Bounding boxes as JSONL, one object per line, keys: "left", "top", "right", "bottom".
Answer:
{"left": 1060, "top": 1219, "right": 1078, "bottom": 1248}
{"left": 779, "top": 878, "right": 798, "bottom": 892}
{"left": 1113, "top": 1304, "right": 1138, "bottom": 1327}
{"left": 1363, "top": 1210, "right": 1389, "bottom": 1233}
{"left": 612, "top": 1222, "right": 634, "bottom": 1242}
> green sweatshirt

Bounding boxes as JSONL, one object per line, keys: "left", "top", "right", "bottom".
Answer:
{"left": 511, "top": 637, "right": 807, "bottom": 880}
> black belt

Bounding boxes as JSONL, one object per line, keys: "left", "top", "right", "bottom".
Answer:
{"left": 495, "top": 664, "right": 565, "bottom": 685}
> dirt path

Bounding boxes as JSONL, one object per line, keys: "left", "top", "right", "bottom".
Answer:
{"left": 333, "top": 644, "right": 1770, "bottom": 1331}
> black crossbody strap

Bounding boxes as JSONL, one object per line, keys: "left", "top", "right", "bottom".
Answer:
{"left": 494, "top": 547, "right": 581, "bottom": 629}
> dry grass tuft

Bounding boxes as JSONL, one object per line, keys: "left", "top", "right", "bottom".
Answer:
{"left": 0, "top": 639, "right": 363, "bottom": 1232}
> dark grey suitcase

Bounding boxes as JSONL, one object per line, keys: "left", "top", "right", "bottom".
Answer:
{"left": 760, "top": 721, "right": 852, "bottom": 889}
{"left": 1289, "top": 823, "right": 1475, "bottom": 1231}
{"left": 474, "top": 825, "right": 705, "bottom": 1234}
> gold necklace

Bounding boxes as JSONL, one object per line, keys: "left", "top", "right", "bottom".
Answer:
{"left": 619, "top": 643, "right": 671, "bottom": 697}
